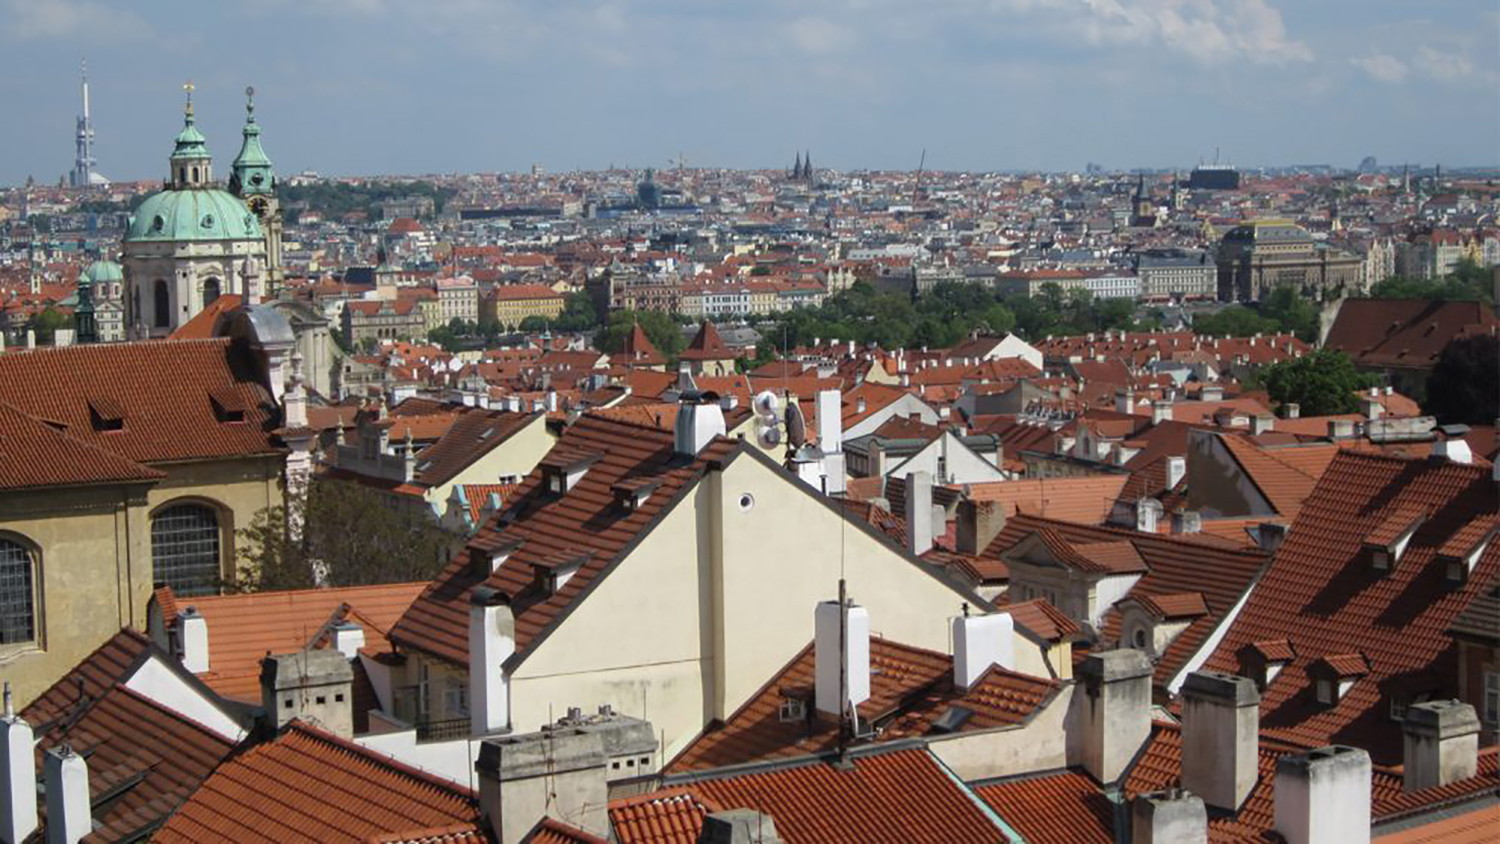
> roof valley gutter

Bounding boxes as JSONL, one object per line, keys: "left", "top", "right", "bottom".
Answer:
{"left": 930, "top": 750, "right": 1027, "bottom": 843}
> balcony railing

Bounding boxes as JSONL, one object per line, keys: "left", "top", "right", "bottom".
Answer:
{"left": 415, "top": 717, "right": 471, "bottom": 743}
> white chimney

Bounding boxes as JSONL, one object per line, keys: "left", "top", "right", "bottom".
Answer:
{"left": 1402, "top": 700, "right": 1479, "bottom": 791}
{"left": 1200, "top": 384, "right": 1223, "bottom": 402}
{"left": 1116, "top": 388, "right": 1134, "bottom": 414}
{"left": 1166, "top": 456, "right": 1186, "bottom": 490}
{"left": 814, "top": 594, "right": 870, "bottom": 717}
{"left": 1074, "top": 649, "right": 1153, "bottom": 784}
{"left": 1284, "top": 402, "right": 1300, "bottom": 419}
{"left": 43, "top": 747, "right": 89, "bottom": 844}
{"left": 905, "top": 471, "right": 934, "bottom": 556}
{"left": 674, "top": 393, "right": 726, "bottom": 457}
{"left": 816, "top": 389, "right": 842, "bottom": 454}
{"left": 177, "top": 607, "right": 209, "bottom": 674}
{"left": 1181, "top": 672, "right": 1260, "bottom": 812}
{"left": 1131, "top": 789, "right": 1208, "bottom": 844}
{"left": 0, "top": 686, "right": 37, "bottom": 844}
{"left": 856, "top": 397, "right": 867, "bottom": 414}
{"left": 331, "top": 621, "right": 365, "bottom": 659}
{"left": 1273, "top": 746, "right": 1371, "bottom": 844}
{"left": 544, "top": 389, "right": 558, "bottom": 413}
{"left": 1152, "top": 400, "right": 1173, "bottom": 424}
{"left": 1432, "top": 438, "right": 1473, "bottom": 465}
{"left": 1251, "top": 415, "right": 1274, "bottom": 435}
{"left": 1136, "top": 499, "right": 1163, "bottom": 533}
{"left": 952, "top": 611, "right": 1014, "bottom": 690}
{"left": 469, "top": 587, "right": 516, "bottom": 736}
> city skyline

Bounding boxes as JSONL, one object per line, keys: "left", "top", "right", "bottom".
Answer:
{"left": 2, "top": 0, "right": 1498, "bottom": 186}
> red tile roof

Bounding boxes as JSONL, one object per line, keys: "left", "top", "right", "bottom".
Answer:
{"left": 0, "top": 399, "right": 164, "bottom": 491}
{"left": 678, "top": 321, "right": 735, "bottom": 361}
{"left": 1201, "top": 451, "right": 1499, "bottom": 763}
{"left": 390, "top": 415, "right": 738, "bottom": 666}
{"left": 608, "top": 790, "right": 721, "bottom": 844}
{"left": 644, "top": 748, "right": 1006, "bottom": 843}
{"left": 0, "top": 339, "right": 282, "bottom": 465}
{"left": 168, "top": 294, "right": 244, "bottom": 340}
{"left": 412, "top": 409, "right": 540, "bottom": 488}
{"left": 960, "top": 475, "right": 1129, "bottom": 526}
{"left": 612, "top": 324, "right": 666, "bottom": 368}
{"left": 154, "top": 722, "right": 480, "bottom": 843}
{"left": 974, "top": 769, "right": 1114, "bottom": 844}
{"left": 22, "top": 628, "right": 155, "bottom": 733}
{"left": 1325, "top": 299, "right": 1497, "bottom": 370}
{"left": 519, "top": 817, "right": 609, "bottom": 844}
{"left": 369, "top": 824, "right": 490, "bottom": 843}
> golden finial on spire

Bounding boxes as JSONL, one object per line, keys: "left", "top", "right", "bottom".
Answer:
{"left": 183, "top": 80, "right": 195, "bottom": 117}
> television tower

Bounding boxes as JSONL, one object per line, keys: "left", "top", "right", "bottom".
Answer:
{"left": 70, "top": 60, "right": 100, "bottom": 188}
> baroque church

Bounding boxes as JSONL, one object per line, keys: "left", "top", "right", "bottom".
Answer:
{"left": 120, "top": 85, "right": 285, "bottom": 338}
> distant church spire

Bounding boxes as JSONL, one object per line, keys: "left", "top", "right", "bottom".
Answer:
{"left": 793, "top": 152, "right": 802, "bottom": 179}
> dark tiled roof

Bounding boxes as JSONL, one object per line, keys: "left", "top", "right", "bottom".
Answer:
{"left": 0, "top": 339, "right": 282, "bottom": 465}
{"left": 1324, "top": 299, "right": 1497, "bottom": 370}
{"left": 22, "top": 628, "right": 155, "bottom": 736}
{"left": 1200, "top": 451, "right": 1499, "bottom": 763}
{"left": 412, "top": 408, "right": 540, "bottom": 487}
{"left": 154, "top": 722, "right": 480, "bottom": 843}
{"left": 390, "top": 415, "right": 738, "bottom": 666}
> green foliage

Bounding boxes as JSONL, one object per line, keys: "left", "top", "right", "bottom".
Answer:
{"left": 278, "top": 180, "right": 455, "bottom": 224}
{"left": 595, "top": 310, "right": 685, "bottom": 360}
{"left": 426, "top": 325, "right": 462, "bottom": 353}
{"left": 1424, "top": 335, "right": 1499, "bottom": 425}
{"left": 28, "top": 307, "right": 69, "bottom": 344}
{"left": 1193, "top": 287, "right": 1318, "bottom": 341}
{"left": 554, "top": 292, "right": 603, "bottom": 332}
{"left": 1261, "top": 348, "right": 1374, "bottom": 417}
{"left": 1368, "top": 258, "right": 1493, "bottom": 305}
{"left": 518, "top": 314, "right": 551, "bottom": 332}
{"left": 1192, "top": 305, "right": 1280, "bottom": 338}
{"left": 236, "top": 479, "right": 456, "bottom": 592}
{"left": 330, "top": 327, "right": 354, "bottom": 355}
{"left": 1259, "top": 286, "right": 1320, "bottom": 342}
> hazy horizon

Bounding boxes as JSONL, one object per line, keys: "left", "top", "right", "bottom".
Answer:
{"left": 4, "top": 1, "right": 1497, "bottom": 185}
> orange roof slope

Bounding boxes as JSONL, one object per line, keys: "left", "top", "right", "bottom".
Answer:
{"left": 0, "top": 400, "right": 163, "bottom": 491}
{"left": 670, "top": 638, "right": 1059, "bottom": 773}
{"left": 1200, "top": 451, "right": 1500, "bottom": 763}
{"left": 974, "top": 769, "right": 1113, "bottom": 844}
{"left": 391, "top": 415, "right": 738, "bottom": 666}
{"left": 168, "top": 294, "right": 244, "bottom": 340}
{"left": 37, "top": 684, "right": 236, "bottom": 843}
{"left": 678, "top": 321, "right": 734, "bottom": 361}
{"left": 154, "top": 722, "right": 480, "bottom": 844}
{"left": 613, "top": 323, "right": 666, "bottom": 367}
{"left": 412, "top": 409, "right": 539, "bottom": 487}
{"left": 961, "top": 475, "right": 1129, "bottom": 526}
{"left": 167, "top": 582, "right": 426, "bottom": 702}
{"left": 0, "top": 339, "right": 281, "bottom": 464}
{"left": 22, "top": 628, "right": 155, "bottom": 732}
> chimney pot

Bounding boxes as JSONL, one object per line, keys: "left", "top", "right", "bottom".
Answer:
{"left": 1131, "top": 789, "right": 1208, "bottom": 844}
{"left": 1074, "top": 649, "right": 1153, "bottom": 784}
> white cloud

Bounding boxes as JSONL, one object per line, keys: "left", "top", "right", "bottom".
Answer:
{"left": 0, "top": 0, "right": 151, "bottom": 41}
{"left": 1413, "top": 45, "right": 1471, "bottom": 81}
{"left": 1351, "top": 53, "right": 1408, "bottom": 83}
{"left": 1078, "top": 0, "right": 1310, "bottom": 65}
{"left": 787, "top": 17, "right": 856, "bottom": 54}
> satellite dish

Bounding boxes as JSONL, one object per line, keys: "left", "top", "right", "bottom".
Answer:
{"left": 753, "top": 390, "right": 780, "bottom": 417}
{"left": 785, "top": 402, "right": 806, "bottom": 448}
{"left": 757, "top": 426, "right": 782, "bottom": 448}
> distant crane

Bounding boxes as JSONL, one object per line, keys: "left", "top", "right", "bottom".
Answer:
{"left": 669, "top": 152, "right": 687, "bottom": 172}
{"left": 912, "top": 148, "right": 926, "bottom": 204}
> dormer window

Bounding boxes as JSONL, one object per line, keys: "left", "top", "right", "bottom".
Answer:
{"left": 88, "top": 397, "right": 126, "bottom": 432}
{"left": 209, "top": 387, "right": 249, "bottom": 424}
{"left": 531, "top": 552, "right": 587, "bottom": 595}
{"left": 468, "top": 536, "right": 522, "bottom": 578}
{"left": 1363, "top": 505, "right": 1426, "bottom": 576}
{"left": 1309, "top": 653, "right": 1368, "bottom": 708}
{"left": 612, "top": 476, "right": 663, "bottom": 512}
{"left": 539, "top": 449, "right": 602, "bottom": 496}
{"left": 1436, "top": 518, "right": 1496, "bottom": 585}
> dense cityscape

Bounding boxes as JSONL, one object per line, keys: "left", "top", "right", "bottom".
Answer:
{"left": 0, "top": 4, "right": 1497, "bottom": 843}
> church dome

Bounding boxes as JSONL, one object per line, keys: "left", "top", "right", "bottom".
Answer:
{"left": 82, "top": 260, "right": 123, "bottom": 284}
{"left": 125, "top": 189, "right": 262, "bottom": 243}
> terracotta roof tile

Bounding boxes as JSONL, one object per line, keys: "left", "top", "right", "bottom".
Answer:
{"left": 22, "top": 628, "right": 154, "bottom": 734}
{"left": 367, "top": 823, "right": 490, "bottom": 843}
{"left": 1200, "top": 451, "right": 1499, "bottom": 763}
{"left": 974, "top": 769, "right": 1114, "bottom": 844}
{"left": 0, "top": 399, "right": 163, "bottom": 491}
{"left": 678, "top": 321, "right": 735, "bottom": 361}
{"left": 608, "top": 790, "right": 721, "bottom": 844}
{"left": 155, "top": 722, "right": 480, "bottom": 843}
{"left": 412, "top": 409, "right": 539, "bottom": 487}
{"left": 960, "top": 475, "right": 1129, "bottom": 525}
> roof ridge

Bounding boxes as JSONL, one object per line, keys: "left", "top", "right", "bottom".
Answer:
{"left": 282, "top": 720, "right": 478, "bottom": 800}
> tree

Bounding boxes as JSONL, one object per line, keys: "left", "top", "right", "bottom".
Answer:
{"left": 518, "top": 314, "right": 551, "bottom": 332}
{"left": 1368, "top": 258, "right": 1493, "bottom": 305}
{"left": 1261, "top": 348, "right": 1374, "bottom": 417}
{"left": 555, "top": 291, "right": 603, "bottom": 332}
{"left": 1424, "top": 335, "right": 1499, "bottom": 425}
{"left": 1192, "top": 305, "right": 1278, "bottom": 338}
{"left": 237, "top": 479, "right": 457, "bottom": 592}
{"left": 595, "top": 310, "right": 685, "bottom": 360}
{"left": 28, "top": 307, "right": 69, "bottom": 344}
{"left": 1259, "top": 286, "right": 1320, "bottom": 342}
{"left": 330, "top": 327, "right": 354, "bottom": 355}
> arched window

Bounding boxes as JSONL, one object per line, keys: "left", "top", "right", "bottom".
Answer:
{"left": 191, "top": 166, "right": 198, "bottom": 183}
{"left": 178, "top": 167, "right": 186, "bottom": 184}
{"left": 0, "top": 537, "right": 37, "bottom": 646}
{"left": 153, "top": 280, "right": 170, "bottom": 328}
{"left": 203, "top": 278, "right": 220, "bottom": 307}
{"left": 151, "top": 503, "right": 221, "bottom": 596}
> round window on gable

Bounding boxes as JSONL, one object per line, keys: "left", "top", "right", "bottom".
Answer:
{"left": 1132, "top": 627, "right": 1148, "bottom": 650}
{"left": 738, "top": 493, "right": 755, "bottom": 512}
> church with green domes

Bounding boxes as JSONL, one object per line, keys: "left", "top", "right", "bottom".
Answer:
{"left": 123, "top": 85, "right": 284, "bottom": 339}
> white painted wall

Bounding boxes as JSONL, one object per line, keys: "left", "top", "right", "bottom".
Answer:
{"left": 122, "top": 655, "right": 247, "bottom": 742}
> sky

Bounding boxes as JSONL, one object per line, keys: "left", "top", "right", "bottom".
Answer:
{"left": 2, "top": 0, "right": 1497, "bottom": 185}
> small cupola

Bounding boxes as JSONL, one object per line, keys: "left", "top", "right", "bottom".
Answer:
{"left": 168, "top": 82, "right": 214, "bottom": 189}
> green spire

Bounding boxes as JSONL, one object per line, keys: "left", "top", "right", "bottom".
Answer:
{"left": 170, "top": 81, "right": 210, "bottom": 161}
{"left": 230, "top": 85, "right": 275, "bottom": 197}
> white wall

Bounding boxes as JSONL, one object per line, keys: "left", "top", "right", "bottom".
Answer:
{"left": 122, "top": 655, "right": 247, "bottom": 742}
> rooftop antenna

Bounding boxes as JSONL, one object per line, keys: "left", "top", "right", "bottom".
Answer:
{"left": 836, "top": 576, "right": 852, "bottom": 769}
{"left": 913, "top": 148, "right": 926, "bottom": 204}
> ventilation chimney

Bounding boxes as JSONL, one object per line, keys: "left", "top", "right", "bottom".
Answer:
{"left": 1273, "top": 746, "right": 1371, "bottom": 844}
{"left": 1166, "top": 456, "right": 1186, "bottom": 490}
{"left": 700, "top": 809, "right": 784, "bottom": 844}
{"left": 1136, "top": 499, "right": 1163, "bottom": 534}
{"left": 952, "top": 610, "right": 1014, "bottom": 690}
{"left": 1402, "top": 700, "right": 1479, "bottom": 791}
{"left": 1073, "top": 649, "right": 1153, "bottom": 784}
{"left": 1432, "top": 438, "right": 1473, "bottom": 465}
{"left": 1251, "top": 415, "right": 1275, "bottom": 435}
{"left": 331, "top": 621, "right": 365, "bottom": 659}
{"left": 1328, "top": 419, "right": 1356, "bottom": 440}
{"left": 469, "top": 586, "right": 516, "bottom": 736}
{"left": 261, "top": 649, "right": 355, "bottom": 738}
{"left": 1200, "top": 384, "right": 1223, "bottom": 403}
{"left": 0, "top": 686, "right": 37, "bottom": 844}
{"left": 955, "top": 499, "right": 1005, "bottom": 555}
{"left": 674, "top": 390, "right": 726, "bottom": 457}
{"left": 177, "top": 606, "right": 209, "bottom": 674}
{"left": 44, "top": 746, "right": 89, "bottom": 844}
{"left": 1284, "top": 402, "right": 1300, "bottom": 419}
{"left": 477, "top": 726, "right": 611, "bottom": 844}
{"left": 1116, "top": 388, "right": 1134, "bottom": 415}
{"left": 1171, "top": 508, "right": 1201, "bottom": 535}
{"left": 1131, "top": 788, "right": 1208, "bottom": 844}
{"left": 1152, "top": 400, "right": 1173, "bottom": 424}
{"left": 814, "top": 593, "right": 870, "bottom": 717}
{"left": 905, "top": 471, "right": 935, "bottom": 556}
{"left": 1181, "top": 672, "right": 1260, "bottom": 812}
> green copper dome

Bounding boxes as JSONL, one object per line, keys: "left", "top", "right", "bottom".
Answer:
{"left": 125, "top": 189, "right": 262, "bottom": 242}
{"left": 82, "top": 260, "right": 124, "bottom": 284}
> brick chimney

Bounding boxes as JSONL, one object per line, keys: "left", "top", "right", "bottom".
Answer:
{"left": 0, "top": 685, "right": 37, "bottom": 844}
{"left": 1072, "top": 649, "right": 1153, "bottom": 784}
{"left": 1402, "top": 700, "right": 1479, "bottom": 791}
{"left": 1181, "top": 672, "right": 1260, "bottom": 812}
{"left": 469, "top": 586, "right": 516, "bottom": 736}
{"left": 1131, "top": 788, "right": 1207, "bottom": 844}
{"left": 43, "top": 746, "right": 89, "bottom": 844}
{"left": 1273, "top": 746, "right": 1371, "bottom": 844}
{"left": 955, "top": 499, "right": 1005, "bottom": 555}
